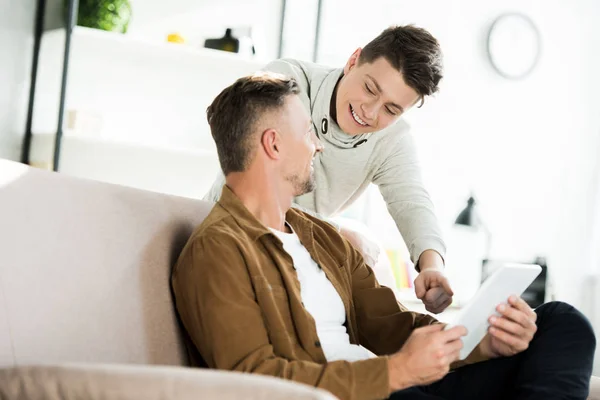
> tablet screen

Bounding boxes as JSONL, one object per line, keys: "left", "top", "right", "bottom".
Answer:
{"left": 445, "top": 263, "right": 542, "bottom": 360}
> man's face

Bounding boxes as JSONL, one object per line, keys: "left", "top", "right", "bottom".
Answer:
{"left": 279, "top": 95, "right": 323, "bottom": 196}
{"left": 335, "top": 51, "right": 421, "bottom": 135}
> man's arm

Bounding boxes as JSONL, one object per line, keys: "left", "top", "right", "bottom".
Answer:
{"left": 171, "top": 234, "right": 391, "bottom": 400}
{"left": 343, "top": 238, "right": 488, "bottom": 368}
{"left": 343, "top": 235, "right": 438, "bottom": 355}
{"left": 372, "top": 130, "right": 446, "bottom": 267}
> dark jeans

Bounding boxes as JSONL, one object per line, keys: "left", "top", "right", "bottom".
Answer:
{"left": 389, "top": 301, "right": 596, "bottom": 400}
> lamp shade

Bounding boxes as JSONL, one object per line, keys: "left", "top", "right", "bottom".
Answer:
{"left": 455, "top": 196, "right": 479, "bottom": 226}
{"left": 454, "top": 195, "right": 492, "bottom": 261}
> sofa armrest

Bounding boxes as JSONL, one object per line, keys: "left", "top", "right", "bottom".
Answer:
{"left": 590, "top": 375, "right": 600, "bottom": 400}
{"left": 0, "top": 364, "right": 338, "bottom": 400}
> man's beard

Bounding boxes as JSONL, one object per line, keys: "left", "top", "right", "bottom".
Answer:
{"left": 286, "top": 169, "right": 316, "bottom": 197}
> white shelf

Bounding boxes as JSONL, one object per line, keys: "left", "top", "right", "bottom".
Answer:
{"left": 43, "top": 26, "right": 267, "bottom": 71}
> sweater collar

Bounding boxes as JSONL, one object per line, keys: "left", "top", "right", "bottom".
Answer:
{"left": 312, "top": 67, "right": 372, "bottom": 149}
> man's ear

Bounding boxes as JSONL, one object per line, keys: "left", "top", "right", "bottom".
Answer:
{"left": 344, "top": 48, "right": 362, "bottom": 75}
{"left": 260, "top": 128, "right": 281, "bottom": 160}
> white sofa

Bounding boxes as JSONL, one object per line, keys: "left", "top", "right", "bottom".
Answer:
{"left": 0, "top": 159, "right": 334, "bottom": 399}
{"left": 0, "top": 158, "right": 597, "bottom": 399}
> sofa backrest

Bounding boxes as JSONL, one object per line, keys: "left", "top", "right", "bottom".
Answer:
{"left": 0, "top": 159, "right": 212, "bottom": 367}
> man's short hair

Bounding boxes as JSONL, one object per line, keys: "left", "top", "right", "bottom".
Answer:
{"left": 207, "top": 72, "right": 300, "bottom": 175}
{"left": 359, "top": 25, "right": 443, "bottom": 106}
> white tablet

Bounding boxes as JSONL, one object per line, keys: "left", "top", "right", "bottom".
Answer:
{"left": 445, "top": 263, "right": 542, "bottom": 360}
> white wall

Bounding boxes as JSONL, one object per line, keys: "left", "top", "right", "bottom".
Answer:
{"left": 0, "top": 0, "right": 35, "bottom": 161}
{"left": 316, "top": 0, "right": 600, "bottom": 310}
{"left": 280, "top": 0, "right": 320, "bottom": 60}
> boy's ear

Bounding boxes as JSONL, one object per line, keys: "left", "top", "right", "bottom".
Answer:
{"left": 344, "top": 48, "right": 362, "bottom": 74}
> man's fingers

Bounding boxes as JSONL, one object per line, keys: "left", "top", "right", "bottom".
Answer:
{"left": 429, "top": 297, "right": 453, "bottom": 314}
{"left": 414, "top": 277, "right": 426, "bottom": 299}
{"left": 489, "top": 315, "right": 525, "bottom": 337}
{"left": 446, "top": 335, "right": 464, "bottom": 354}
{"left": 425, "top": 287, "right": 446, "bottom": 307}
{"left": 508, "top": 296, "right": 537, "bottom": 322}
{"left": 415, "top": 323, "right": 446, "bottom": 334}
{"left": 426, "top": 298, "right": 449, "bottom": 314}
{"left": 441, "top": 325, "right": 468, "bottom": 341}
{"left": 489, "top": 326, "right": 527, "bottom": 350}
{"left": 438, "top": 276, "right": 454, "bottom": 296}
{"left": 497, "top": 303, "right": 534, "bottom": 328}
{"left": 424, "top": 287, "right": 453, "bottom": 313}
{"left": 425, "top": 273, "right": 454, "bottom": 297}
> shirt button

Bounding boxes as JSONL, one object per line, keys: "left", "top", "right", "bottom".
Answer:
{"left": 315, "top": 340, "right": 321, "bottom": 347}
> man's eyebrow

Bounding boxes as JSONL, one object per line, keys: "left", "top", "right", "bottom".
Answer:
{"left": 366, "top": 74, "right": 404, "bottom": 113}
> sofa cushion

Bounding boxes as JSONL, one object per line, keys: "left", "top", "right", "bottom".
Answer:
{"left": 590, "top": 375, "right": 600, "bottom": 400}
{"left": 0, "top": 159, "right": 211, "bottom": 367}
{"left": 0, "top": 364, "right": 338, "bottom": 400}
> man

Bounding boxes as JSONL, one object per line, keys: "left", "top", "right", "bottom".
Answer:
{"left": 172, "top": 73, "right": 596, "bottom": 400}
{"left": 204, "top": 25, "right": 454, "bottom": 314}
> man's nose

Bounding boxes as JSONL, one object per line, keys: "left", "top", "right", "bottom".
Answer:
{"left": 361, "top": 103, "right": 378, "bottom": 121}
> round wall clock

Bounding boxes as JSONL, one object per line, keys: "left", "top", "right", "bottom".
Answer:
{"left": 487, "top": 13, "right": 541, "bottom": 79}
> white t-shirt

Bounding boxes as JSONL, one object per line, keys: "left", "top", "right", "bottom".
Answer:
{"left": 270, "top": 224, "right": 375, "bottom": 362}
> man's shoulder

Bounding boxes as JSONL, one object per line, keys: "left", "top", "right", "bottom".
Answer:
{"left": 172, "top": 205, "right": 251, "bottom": 279}
{"left": 189, "top": 205, "right": 244, "bottom": 245}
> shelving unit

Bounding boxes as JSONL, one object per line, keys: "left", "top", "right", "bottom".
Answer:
{"left": 33, "top": 26, "right": 265, "bottom": 148}
{"left": 27, "top": 24, "right": 265, "bottom": 198}
{"left": 47, "top": 26, "right": 265, "bottom": 72}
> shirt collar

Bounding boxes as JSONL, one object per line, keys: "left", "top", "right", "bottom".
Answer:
{"left": 217, "top": 185, "right": 314, "bottom": 242}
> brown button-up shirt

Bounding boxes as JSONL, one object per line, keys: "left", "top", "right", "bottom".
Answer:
{"left": 172, "top": 186, "right": 484, "bottom": 400}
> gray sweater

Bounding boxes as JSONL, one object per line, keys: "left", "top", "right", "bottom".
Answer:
{"left": 204, "top": 59, "right": 446, "bottom": 263}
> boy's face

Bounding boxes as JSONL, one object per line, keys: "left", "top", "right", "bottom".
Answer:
{"left": 335, "top": 50, "right": 421, "bottom": 135}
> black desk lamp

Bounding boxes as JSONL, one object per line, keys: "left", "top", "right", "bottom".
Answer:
{"left": 455, "top": 196, "right": 478, "bottom": 226}
{"left": 455, "top": 196, "right": 491, "bottom": 261}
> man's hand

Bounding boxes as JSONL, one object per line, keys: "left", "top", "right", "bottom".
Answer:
{"left": 339, "top": 226, "right": 380, "bottom": 267}
{"left": 480, "top": 295, "right": 537, "bottom": 358}
{"left": 388, "top": 324, "right": 467, "bottom": 391}
{"left": 414, "top": 250, "right": 454, "bottom": 314}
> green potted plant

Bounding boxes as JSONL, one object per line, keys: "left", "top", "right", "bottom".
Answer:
{"left": 65, "top": 0, "right": 132, "bottom": 33}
